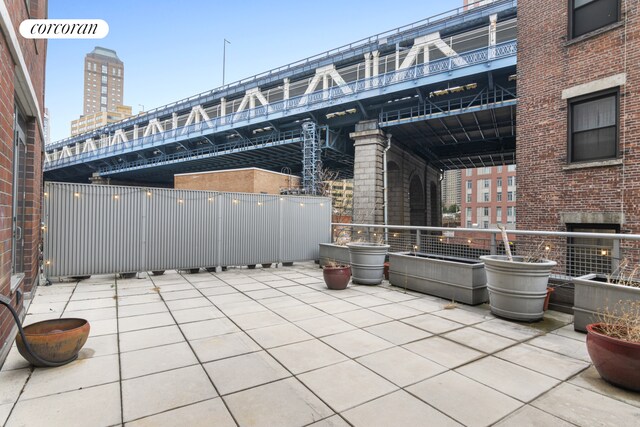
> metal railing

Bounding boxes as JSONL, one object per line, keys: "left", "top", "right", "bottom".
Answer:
{"left": 45, "top": 40, "right": 517, "bottom": 170}
{"left": 332, "top": 223, "right": 640, "bottom": 280}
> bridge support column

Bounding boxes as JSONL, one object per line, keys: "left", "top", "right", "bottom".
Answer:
{"left": 350, "top": 120, "right": 386, "bottom": 225}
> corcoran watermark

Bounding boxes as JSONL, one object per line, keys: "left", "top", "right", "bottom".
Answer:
{"left": 19, "top": 19, "right": 109, "bottom": 39}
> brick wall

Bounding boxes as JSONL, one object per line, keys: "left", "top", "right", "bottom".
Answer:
{"left": 1, "top": 0, "right": 47, "bottom": 364}
{"left": 517, "top": 0, "right": 639, "bottom": 234}
{"left": 174, "top": 168, "right": 300, "bottom": 195}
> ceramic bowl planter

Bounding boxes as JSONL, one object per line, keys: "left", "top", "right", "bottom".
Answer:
{"left": 480, "top": 255, "right": 557, "bottom": 321}
{"left": 586, "top": 323, "right": 640, "bottom": 391}
{"left": 16, "top": 318, "right": 90, "bottom": 367}
{"left": 347, "top": 242, "right": 390, "bottom": 285}
{"left": 389, "top": 252, "right": 487, "bottom": 305}
{"left": 323, "top": 265, "right": 351, "bottom": 290}
{"left": 572, "top": 274, "right": 640, "bottom": 332}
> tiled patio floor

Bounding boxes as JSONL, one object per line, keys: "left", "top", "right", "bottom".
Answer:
{"left": 2, "top": 262, "right": 639, "bottom": 426}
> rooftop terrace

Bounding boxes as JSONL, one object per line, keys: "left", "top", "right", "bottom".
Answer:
{"left": 2, "top": 262, "right": 639, "bottom": 426}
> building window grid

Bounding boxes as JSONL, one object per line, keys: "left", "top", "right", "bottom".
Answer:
{"left": 569, "top": 89, "right": 618, "bottom": 163}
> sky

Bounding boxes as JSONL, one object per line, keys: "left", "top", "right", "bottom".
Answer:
{"left": 46, "top": 0, "right": 461, "bottom": 142}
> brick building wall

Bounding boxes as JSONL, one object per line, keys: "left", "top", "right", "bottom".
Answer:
{"left": 517, "top": 0, "right": 639, "bottom": 234}
{"left": 174, "top": 168, "right": 300, "bottom": 195}
{"left": 0, "top": 0, "right": 47, "bottom": 364}
{"left": 460, "top": 165, "right": 517, "bottom": 230}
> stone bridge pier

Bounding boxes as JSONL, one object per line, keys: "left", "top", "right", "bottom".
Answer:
{"left": 350, "top": 120, "right": 441, "bottom": 228}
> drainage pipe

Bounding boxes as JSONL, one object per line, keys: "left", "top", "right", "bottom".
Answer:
{"left": 383, "top": 133, "right": 392, "bottom": 244}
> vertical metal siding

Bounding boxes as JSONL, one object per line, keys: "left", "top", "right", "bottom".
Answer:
{"left": 43, "top": 182, "right": 330, "bottom": 277}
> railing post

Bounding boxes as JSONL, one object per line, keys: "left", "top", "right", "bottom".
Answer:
{"left": 612, "top": 238, "right": 621, "bottom": 273}
{"left": 415, "top": 229, "right": 421, "bottom": 252}
{"left": 490, "top": 233, "right": 497, "bottom": 255}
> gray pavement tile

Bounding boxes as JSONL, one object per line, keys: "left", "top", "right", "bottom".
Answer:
{"left": 228, "top": 310, "right": 287, "bottom": 330}
{"left": 88, "top": 318, "right": 119, "bottom": 336}
{"left": 119, "top": 324, "right": 185, "bottom": 352}
{"left": 294, "top": 315, "right": 357, "bottom": 337}
{"left": 369, "top": 303, "right": 422, "bottom": 319}
{"left": 0, "top": 369, "right": 30, "bottom": 405}
{"left": 357, "top": 346, "right": 447, "bottom": 387}
{"left": 407, "top": 371, "right": 523, "bottom": 427}
{"left": 474, "top": 318, "right": 542, "bottom": 341}
{"left": 551, "top": 324, "right": 587, "bottom": 342}
{"left": 118, "top": 312, "right": 175, "bottom": 333}
{"left": 443, "top": 326, "right": 517, "bottom": 353}
{"left": 217, "top": 300, "right": 268, "bottom": 316}
{"left": 343, "top": 390, "right": 461, "bottom": 427}
{"left": 179, "top": 317, "right": 240, "bottom": 340}
{"left": 117, "top": 301, "right": 168, "bottom": 318}
{"left": 247, "top": 323, "right": 313, "bottom": 348}
{"left": 122, "top": 365, "right": 217, "bottom": 423}
{"left": 160, "top": 289, "right": 203, "bottom": 301}
{"left": 165, "top": 297, "right": 213, "bottom": 311}
{"left": 495, "top": 343, "right": 590, "bottom": 380}
{"left": 171, "top": 305, "right": 224, "bottom": 324}
{"left": 121, "top": 342, "right": 198, "bottom": 379}
{"left": 125, "top": 398, "right": 235, "bottom": 427}
{"left": 404, "top": 336, "right": 484, "bottom": 369}
{"left": 298, "top": 360, "right": 398, "bottom": 412}
{"left": 456, "top": 356, "right": 560, "bottom": 402}
{"left": 191, "top": 332, "right": 261, "bottom": 362}
{"left": 272, "top": 304, "right": 326, "bottom": 322}
{"left": 224, "top": 377, "right": 333, "bottom": 427}
{"left": 568, "top": 366, "right": 640, "bottom": 408}
{"left": 400, "top": 297, "right": 457, "bottom": 312}
{"left": 401, "top": 313, "right": 465, "bottom": 334}
{"left": 364, "top": 320, "right": 432, "bottom": 345}
{"left": 493, "top": 405, "right": 575, "bottom": 427}
{"left": 312, "top": 299, "right": 361, "bottom": 314}
{"left": 269, "top": 339, "right": 348, "bottom": 374}
{"left": 527, "top": 333, "right": 591, "bottom": 362}
{"left": 432, "top": 307, "right": 492, "bottom": 325}
{"left": 532, "top": 383, "right": 640, "bottom": 426}
{"left": 344, "top": 295, "right": 392, "bottom": 308}
{"left": 79, "top": 333, "right": 119, "bottom": 359}
{"left": 321, "top": 329, "right": 394, "bottom": 358}
{"left": 333, "top": 308, "right": 393, "bottom": 327}
{"left": 204, "top": 351, "right": 290, "bottom": 395}
{"left": 244, "top": 288, "right": 286, "bottom": 299}
{"left": 7, "top": 382, "right": 121, "bottom": 427}
{"left": 117, "top": 294, "right": 162, "bottom": 306}
{"left": 307, "top": 415, "right": 351, "bottom": 427}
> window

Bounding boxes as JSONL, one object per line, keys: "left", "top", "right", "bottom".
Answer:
{"left": 507, "top": 207, "right": 513, "bottom": 217}
{"left": 567, "top": 224, "right": 619, "bottom": 276}
{"left": 483, "top": 192, "right": 490, "bottom": 202}
{"left": 466, "top": 207, "right": 472, "bottom": 220}
{"left": 570, "top": 0, "right": 619, "bottom": 39}
{"left": 483, "top": 207, "right": 489, "bottom": 217}
{"left": 479, "top": 167, "right": 491, "bottom": 175}
{"left": 101, "top": 75, "right": 107, "bottom": 84}
{"left": 12, "top": 106, "right": 27, "bottom": 277}
{"left": 466, "top": 220, "right": 472, "bottom": 228}
{"left": 465, "top": 169, "right": 472, "bottom": 176}
{"left": 101, "top": 64, "right": 107, "bottom": 74}
{"left": 483, "top": 179, "right": 490, "bottom": 188}
{"left": 466, "top": 180, "right": 472, "bottom": 189}
{"left": 507, "top": 164, "right": 516, "bottom": 172}
{"left": 101, "top": 87, "right": 107, "bottom": 94}
{"left": 101, "top": 96, "right": 107, "bottom": 105}
{"left": 496, "top": 207, "right": 502, "bottom": 222}
{"left": 466, "top": 194, "right": 472, "bottom": 203}
{"left": 93, "top": 63, "right": 96, "bottom": 71}
{"left": 497, "top": 165, "right": 503, "bottom": 173}
{"left": 507, "top": 191, "right": 514, "bottom": 201}
{"left": 570, "top": 90, "right": 618, "bottom": 162}
{"left": 483, "top": 221, "right": 489, "bottom": 229}
{"left": 497, "top": 177, "right": 502, "bottom": 188}
{"left": 508, "top": 176, "right": 514, "bottom": 186}
{"left": 87, "top": 62, "right": 91, "bottom": 70}
{"left": 497, "top": 192, "right": 502, "bottom": 202}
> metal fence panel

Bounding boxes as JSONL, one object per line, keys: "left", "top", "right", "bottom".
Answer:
{"left": 43, "top": 182, "right": 331, "bottom": 277}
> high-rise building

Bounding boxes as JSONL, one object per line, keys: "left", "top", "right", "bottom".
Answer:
{"left": 460, "top": 165, "right": 517, "bottom": 230}
{"left": 83, "top": 47, "right": 124, "bottom": 115}
{"left": 442, "top": 170, "right": 461, "bottom": 210}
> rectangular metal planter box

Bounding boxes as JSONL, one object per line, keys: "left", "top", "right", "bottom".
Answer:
{"left": 389, "top": 252, "right": 487, "bottom": 305}
{"left": 319, "top": 243, "right": 350, "bottom": 267}
{"left": 572, "top": 273, "right": 640, "bottom": 332}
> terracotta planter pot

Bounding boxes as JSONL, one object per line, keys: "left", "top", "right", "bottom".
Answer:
{"left": 16, "top": 318, "right": 90, "bottom": 367}
{"left": 586, "top": 323, "right": 640, "bottom": 391}
{"left": 323, "top": 265, "right": 351, "bottom": 290}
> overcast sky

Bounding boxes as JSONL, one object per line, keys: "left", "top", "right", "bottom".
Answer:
{"left": 45, "top": 0, "right": 460, "bottom": 142}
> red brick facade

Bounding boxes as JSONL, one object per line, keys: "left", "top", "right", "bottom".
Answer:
{"left": 517, "top": 0, "right": 639, "bottom": 234}
{"left": 1, "top": 0, "right": 47, "bottom": 363}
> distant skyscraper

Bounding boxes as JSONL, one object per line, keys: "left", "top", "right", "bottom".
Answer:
{"left": 83, "top": 47, "right": 124, "bottom": 115}
{"left": 442, "top": 170, "right": 461, "bottom": 209}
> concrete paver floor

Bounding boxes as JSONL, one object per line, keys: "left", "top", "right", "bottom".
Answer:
{"left": 1, "top": 262, "right": 639, "bottom": 426}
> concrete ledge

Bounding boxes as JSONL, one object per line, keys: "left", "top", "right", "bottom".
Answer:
{"left": 560, "top": 211, "right": 624, "bottom": 225}
{"left": 561, "top": 158, "right": 622, "bottom": 171}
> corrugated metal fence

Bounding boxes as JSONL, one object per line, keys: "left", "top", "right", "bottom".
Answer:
{"left": 43, "top": 182, "right": 331, "bottom": 277}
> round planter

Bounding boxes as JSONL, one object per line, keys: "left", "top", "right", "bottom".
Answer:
{"left": 586, "top": 323, "right": 640, "bottom": 391}
{"left": 480, "top": 255, "right": 556, "bottom": 321}
{"left": 151, "top": 270, "right": 165, "bottom": 276}
{"left": 323, "top": 266, "right": 351, "bottom": 290}
{"left": 16, "top": 318, "right": 90, "bottom": 367}
{"left": 347, "top": 243, "right": 390, "bottom": 285}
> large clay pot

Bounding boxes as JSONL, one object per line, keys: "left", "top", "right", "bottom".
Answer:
{"left": 16, "top": 318, "right": 90, "bottom": 367}
{"left": 323, "top": 265, "right": 351, "bottom": 290}
{"left": 586, "top": 323, "right": 640, "bottom": 391}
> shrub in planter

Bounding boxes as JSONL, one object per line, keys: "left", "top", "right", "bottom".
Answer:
{"left": 586, "top": 300, "right": 640, "bottom": 391}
